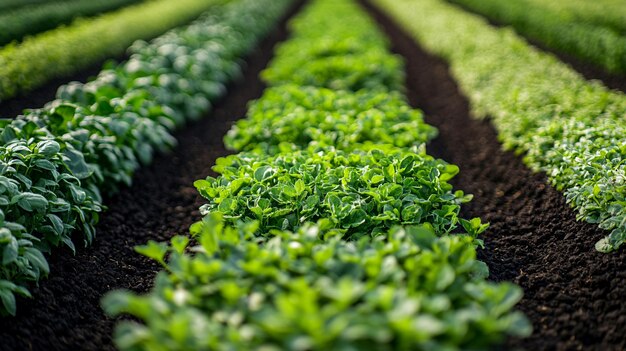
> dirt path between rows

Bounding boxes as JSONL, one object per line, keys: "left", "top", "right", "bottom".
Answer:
{"left": 0, "top": 2, "right": 303, "bottom": 350}
{"left": 360, "top": 1, "right": 626, "bottom": 350}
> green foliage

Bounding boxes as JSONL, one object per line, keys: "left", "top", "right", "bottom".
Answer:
{"left": 225, "top": 85, "right": 437, "bottom": 153}
{"left": 0, "top": 127, "right": 102, "bottom": 247}
{"left": 196, "top": 146, "right": 481, "bottom": 240}
{"left": 523, "top": 0, "right": 626, "bottom": 36}
{"left": 263, "top": 50, "right": 404, "bottom": 92}
{"left": 447, "top": 0, "right": 626, "bottom": 74}
{"left": 12, "top": 102, "right": 173, "bottom": 193}
{"left": 261, "top": 0, "right": 404, "bottom": 91}
{"left": 0, "top": 132, "right": 101, "bottom": 315}
{"left": 0, "top": 0, "right": 293, "bottom": 315}
{"left": 103, "top": 0, "right": 529, "bottom": 349}
{"left": 103, "top": 215, "right": 530, "bottom": 351}
{"left": 0, "top": 0, "right": 58, "bottom": 13}
{"left": 0, "top": 0, "right": 143, "bottom": 47}
{"left": 374, "top": 0, "right": 626, "bottom": 252}
{"left": 0, "top": 0, "right": 221, "bottom": 102}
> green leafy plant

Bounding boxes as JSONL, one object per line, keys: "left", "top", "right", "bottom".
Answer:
{"left": 261, "top": 0, "right": 404, "bottom": 92}
{"left": 103, "top": 1, "right": 529, "bottom": 349}
{"left": 225, "top": 85, "right": 437, "bottom": 153}
{"left": 196, "top": 146, "right": 483, "bottom": 240}
{"left": 0, "top": 0, "right": 294, "bottom": 315}
{"left": 0, "top": 222, "right": 46, "bottom": 316}
{"left": 374, "top": 0, "right": 626, "bottom": 252}
{"left": 263, "top": 50, "right": 404, "bottom": 92}
{"left": 0, "top": 132, "right": 101, "bottom": 315}
{"left": 103, "top": 215, "right": 530, "bottom": 351}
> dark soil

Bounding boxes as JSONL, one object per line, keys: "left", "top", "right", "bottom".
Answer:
{"left": 360, "top": 1, "right": 626, "bottom": 350}
{"left": 0, "top": 2, "right": 303, "bottom": 350}
{"left": 444, "top": 1, "right": 626, "bottom": 93}
{"left": 0, "top": 56, "right": 126, "bottom": 119}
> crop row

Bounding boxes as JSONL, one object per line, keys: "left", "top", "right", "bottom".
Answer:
{"left": 0, "top": 0, "right": 221, "bottom": 103}
{"left": 523, "top": 0, "right": 626, "bottom": 36}
{"left": 373, "top": 0, "right": 626, "bottom": 252}
{"left": 0, "top": 0, "right": 143, "bottom": 47}
{"left": 102, "top": 0, "right": 530, "bottom": 349}
{"left": 0, "top": 0, "right": 293, "bottom": 316}
{"left": 0, "top": 0, "right": 57, "bottom": 12}
{"left": 446, "top": 0, "right": 626, "bottom": 75}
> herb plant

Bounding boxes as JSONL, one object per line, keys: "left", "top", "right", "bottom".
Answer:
{"left": 104, "top": 215, "right": 530, "bottom": 351}
{"left": 196, "top": 146, "right": 482, "bottom": 240}
{"left": 225, "top": 85, "right": 437, "bottom": 154}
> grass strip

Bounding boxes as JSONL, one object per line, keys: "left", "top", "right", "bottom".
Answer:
{"left": 0, "top": 0, "right": 55, "bottom": 12}
{"left": 0, "top": 0, "right": 222, "bottom": 102}
{"left": 523, "top": 0, "right": 626, "bottom": 36}
{"left": 447, "top": 0, "right": 626, "bottom": 75}
{"left": 0, "top": 0, "right": 144, "bottom": 47}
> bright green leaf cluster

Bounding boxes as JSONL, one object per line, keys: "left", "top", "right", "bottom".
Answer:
{"left": 0, "top": 0, "right": 143, "bottom": 47}
{"left": 447, "top": 0, "right": 626, "bottom": 74}
{"left": 0, "top": 130, "right": 102, "bottom": 247}
{"left": 374, "top": 0, "right": 626, "bottom": 252}
{"left": 103, "top": 0, "right": 529, "bottom": 349}
{"left": 225, "top": 85, "right": 437, "bottom": 153}
{"left": 0, "top": 134, "right": 101, "bottom": 316}
{"left": 197, "top": 146, "right": 479, "bottom": 240}
{"left": 261, "top": 0, "right": 404, "bottom": 92}
{"left": 0, "top": 0, "right": 293, "bottom": 315}
{"left": 103, "top": 215, "right": 530, "bottom": 351}
{"left": 15, "top": 101, "right": 175, "bottom": 193}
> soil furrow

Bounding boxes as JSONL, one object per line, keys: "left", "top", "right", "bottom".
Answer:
{"left": 360, "top": 1, "right": 626, "bottom": 350}
{"left": 0, "top": 2, "right": 303, "bottom": 350}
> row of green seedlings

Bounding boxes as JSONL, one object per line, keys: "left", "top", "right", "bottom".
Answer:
{"left": 0, "top": 0, "right": 59, "bottom": 12}
{"left": 523, "top": 0, "right": 626, "bottom": 36}
{"left": 0, "top": 0, "right": 293, "bottom": 316}
{"left": 103, "top": 0, "right": 530, "bottom": 350}
{"left": 373, "top": 0, "right": 626, "bottom": 252}
{"left": 0, "top": 0, "right": 222, "bottom": 102}
{"left": 447, "top": 0, "right": 626, "bottom": 74}
{"left": 0, "top": 0, "right": 143, "bottom": 47}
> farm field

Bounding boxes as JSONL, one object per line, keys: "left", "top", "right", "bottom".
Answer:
{"left": 0, "top": 0, "right": 624, "bottom": 350}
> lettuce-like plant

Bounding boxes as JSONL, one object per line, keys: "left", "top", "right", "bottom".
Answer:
{"left": 103, "top": 215, "right": 530, "bottom": 350}
{"left": 196, "top": 146, "right": 485, "bottom": 240}
{"left": 225, "top": 85, "right": 437, "bottom": 153}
